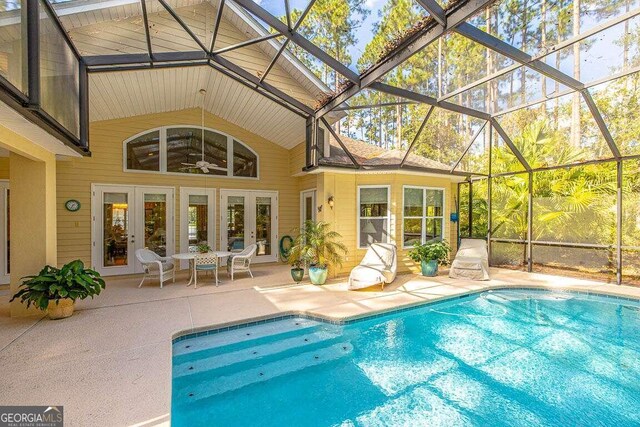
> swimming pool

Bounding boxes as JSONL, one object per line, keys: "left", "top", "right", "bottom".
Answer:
{"left": 172, "top": 289, "right": 640, "bottom": 426}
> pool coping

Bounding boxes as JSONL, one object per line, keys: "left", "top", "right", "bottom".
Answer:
{"left": 171, "top": 283, "right": 640, "bottom": 344}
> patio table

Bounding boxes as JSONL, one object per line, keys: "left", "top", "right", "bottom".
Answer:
{"left": 172, "top": 251, "right": 233, "bottom": 286}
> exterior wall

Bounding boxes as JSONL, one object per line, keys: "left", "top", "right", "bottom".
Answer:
{"left": 0, "top": 157, "right": 9, "bottom": 179}
{"left": 56, "top": 109, "right": 303, "bottom": 267}
{"left": 316, "top": 171, "right": 459, "bottom": 276}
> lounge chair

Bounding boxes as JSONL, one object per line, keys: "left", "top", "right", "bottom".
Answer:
{"left": 136, "top": 248, "right": 175, "bottom": 288}
{"left": 227, "top": 243, "right": 257, "bottom": 280}
{"left": 349, "top": 243, "right": 397, "bottom": 290}
{"left": 449, "top": 238, "right": 490, "bottom": 281}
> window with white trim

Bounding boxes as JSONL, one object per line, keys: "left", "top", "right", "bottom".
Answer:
{"left": 124, "top": 126, "right": 258, "bottom": 178}
{"left": 403, "top": 186, "right": 444, "bottom": 247}
{"left": 358, "top": 186, "right": 390, "bottom": 248}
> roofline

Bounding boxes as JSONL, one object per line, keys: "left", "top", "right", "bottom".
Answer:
{"left": 297, "top": 165, "right": 471, "bottom": 182}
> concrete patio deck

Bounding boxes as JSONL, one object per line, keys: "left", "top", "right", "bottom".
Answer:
{"left": 1, "top": 265, "right": 639, "bottom": 426}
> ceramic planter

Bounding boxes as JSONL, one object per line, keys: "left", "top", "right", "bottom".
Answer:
{"left": 421, "top": 260, "right": 439, "bottom": 277}
{"left": 290, "top": 267, "right": 304, "bottom": 283}
{"left": 47, "top": 298, "right": 75, "bottom": 319}
{"left": 308, "top": 266, "right": 328, "bottom": 285}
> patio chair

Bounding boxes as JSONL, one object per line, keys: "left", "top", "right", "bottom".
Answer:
{"left": 349, "top": 243, "right": 397, "bottom": 290}
{"left": 449, "top": 238, "right": 490, "bottom": 281}
{"left": 194, "top": 253, "right": 219, "bottom": 288}
{"left": 227, "top": 243, "right": 257, "bottom": 280}
{"left": 136, "top": 248, "right": 175, "bottom": 288}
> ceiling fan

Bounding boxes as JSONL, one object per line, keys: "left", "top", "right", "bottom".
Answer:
{"left": 181, "top": 88, "right": 224, "bottom": 174}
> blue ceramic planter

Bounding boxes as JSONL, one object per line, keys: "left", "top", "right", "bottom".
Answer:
{"left": 309, "top": 266, "right": 328, "bottom": 285}
{"left": 421, "top": 260, "right": 439, "bottom": 277}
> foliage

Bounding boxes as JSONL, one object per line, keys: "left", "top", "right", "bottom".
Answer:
{"left": 10, "top": 260, "right": 106, "bottom": 311}
{"left": 288, "top": 221, "right": 348, "bottom": 269}
{"left": 408, "top": 240, "right": 451, "bottom": 265}
{"left": 197, "top": 243, "right": 211, "bottom": 253}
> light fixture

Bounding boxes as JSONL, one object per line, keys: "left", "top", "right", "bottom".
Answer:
{"left": 327, "top": 195, "right": 335, "bottom": 209}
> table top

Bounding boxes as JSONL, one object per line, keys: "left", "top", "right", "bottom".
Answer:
{"left": 172, "top": 251, "right": 233, "bottom": 260}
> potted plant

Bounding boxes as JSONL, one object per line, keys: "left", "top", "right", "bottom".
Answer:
{"left": 408, "top": 240, "right": 451, "bottom": 277}
{"left": 10, "top": 259, "right": 106, "bottom": 319}
{"left": 289, "top": 258, "right": 305, "bottom": 284}
{"left": 289, "top": 220, "right": 347, "bottom": 285}
{"left": 196, "top": 243, "right": 211, "bottom": 254}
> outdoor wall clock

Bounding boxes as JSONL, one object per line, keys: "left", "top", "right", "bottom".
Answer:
{"left": 65, "top": 199, "right": 81, "bottom": 212}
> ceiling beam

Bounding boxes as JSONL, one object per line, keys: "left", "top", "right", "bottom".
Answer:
{"left": 209, "top": 0, "right": 226, "bottom": 53}
{"left": 212, "top": 33, "right": 282, "bottom": 55}
{"left": 232, "top": 0, "right": 360, "bottom": 84}
{"left": 581, "top": 91, "right": 621, "bottom": 159}
{"left": 371, "top": 82, "right": 491, "bottom": 120}
{"left": 400, "top": 106, "right": 434, "bottom": 167}
{"left": 490, "top": 118, "right": 531, "bottom": 171}
{"left": 157, "top": 0, "right": 209, "bottom": 53}
{"left": 450, "top": 121, "right": 487, "bottom": 173}
{"left": 416, "top": 0, "right": 446, "bottom": 27}
{"left": 315, "top": 0, "right": 495, "bottom": 117}
{"left": 320, "top": 117, "right": 360, "bottom": 167}
{"left": 455, "top": 22, "right": 584, "bottom": 90}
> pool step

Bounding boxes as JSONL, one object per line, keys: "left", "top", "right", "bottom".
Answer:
{"left": 174, "top": 329, "right": 342, "bottom": 379}
{"left": 174, "top": 341, "right": 354, "bottom": 405}
{"left": 173, "top": 318, "right": 325, "bottom": 360}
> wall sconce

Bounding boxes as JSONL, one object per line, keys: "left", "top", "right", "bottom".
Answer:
{"left": 327, "top": 195, "right": 335, "bottom": 209}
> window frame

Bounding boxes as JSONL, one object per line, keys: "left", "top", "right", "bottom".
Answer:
{"left": 357, "top": 185, "right": 391, "bottom": 249}
{"left": 123, "top": 125, "right": 259, "bottom": 180}
{"left": 402, "top": 185, "right": 446, "bottom": 249}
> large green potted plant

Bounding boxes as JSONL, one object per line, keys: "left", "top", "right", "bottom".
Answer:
{"left": 289, "top": 221, "right": 347, "bottom": 285}
{"left": 10, "top": 260, "right": 106, "bottom": 319}
{"left": 408, "top": 240, "right": 451, "bottom": 277}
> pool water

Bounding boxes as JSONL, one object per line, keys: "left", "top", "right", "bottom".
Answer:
{"left": 172, "top": 290, "right": 640, "bottom": 426}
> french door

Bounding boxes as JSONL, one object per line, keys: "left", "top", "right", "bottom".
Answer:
{"left": 0, "top": 181, "right": 9, "bottom": 284}
{"left": 220, "top": 189, "right": 278, "bottom": 263}
{"left": 92, "top": 185, "right": 174, "bottom": 276}
{"left": 300, "top": 189, "right": 316, "bottom": 228}
{"left": 179, "top": 187, "right": 215, "bottom": 269}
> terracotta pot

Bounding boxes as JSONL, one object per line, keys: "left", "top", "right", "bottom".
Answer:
{"left": 47, "top": 298, "right": 75, "bottom": 320}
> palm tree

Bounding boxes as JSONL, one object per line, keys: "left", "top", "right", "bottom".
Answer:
{"left": 288, "top": 221, "right": 348, "bottom": 269}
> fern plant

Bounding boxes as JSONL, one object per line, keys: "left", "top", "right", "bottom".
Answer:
{"left": 288, "top": 221, "right": 347, "bottom": 269}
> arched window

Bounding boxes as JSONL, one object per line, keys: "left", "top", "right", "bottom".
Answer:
{"left": 124, "top": 126, "right": 258, "bottom": 178}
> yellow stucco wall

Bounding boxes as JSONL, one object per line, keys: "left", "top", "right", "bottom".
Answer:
{"left": 315, "top": 171, "right": 459, "bottom": 276}
{"left": 56, "top": 108, "right": 303, "bottom": 267}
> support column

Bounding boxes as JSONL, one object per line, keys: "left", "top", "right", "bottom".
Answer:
{"left": 616, "top": 160, "right": 622, "bottom": 285}
{"left": 9, "top": 152, "right": 57, "bottom": 316}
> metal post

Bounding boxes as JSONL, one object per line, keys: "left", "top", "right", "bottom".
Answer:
{"left": 27, "top": 0, "right": 40, "bottom": 107}
{"left": 527, "top": 171, "right": 533, "bottom": 272}
{"left": 487, "top": 124, "right": 493, "bottom": 260}
{"left": 456, "top": 182, "right": 461, "bottom": 241}
{"left": 468, "top": 180, "right": 474, "bottom": 238}
{"left": 617, "top": 160, "right": 623, "bottom": 285}
{"left": 79, "top": 62, "right": 89, "bottom": 148}
{"left": 305, "top": 117, "right": 313, "bottom": 168}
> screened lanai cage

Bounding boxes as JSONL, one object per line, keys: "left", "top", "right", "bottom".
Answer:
{"left": 2, "top": 0, "right": 640, "bottom": 284}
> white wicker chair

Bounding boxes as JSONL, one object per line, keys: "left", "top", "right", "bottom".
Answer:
{"left": 136, "top": 248, "right": 175, "bottom": 288}
{"left": 227, "top": 244, "right": 257, "bottom": 280}
{"left": 194, "top": 253, "right": 218, "bottom": 288}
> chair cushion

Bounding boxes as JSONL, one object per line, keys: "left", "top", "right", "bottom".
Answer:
{"left": 196, "top": 264, "right": 216, "bottom": 271}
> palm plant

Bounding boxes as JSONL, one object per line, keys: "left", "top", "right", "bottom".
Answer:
{"left": 288, "top": 220, "right": 347, "bottom": 269}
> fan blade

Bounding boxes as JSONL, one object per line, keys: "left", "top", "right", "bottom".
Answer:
{"left": 200, "top": 166, "right": 209, "bottom": 173}
{"left": 181, "top": 162, "right": 196, "bottom": 166}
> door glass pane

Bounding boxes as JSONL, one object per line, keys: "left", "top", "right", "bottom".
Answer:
{"left": 144, "top": 193, "right": 167, "bottom": 256}
{"left": 188, "top": 195, "right": 209, "bottom": 252}
{"left": 304, "top": 196, "right": 313, "bottom": 222}
{"left": 256, "top": 197, "right": 272, "bottom": 256}
{"left": 103, "top": 193, "right": 129, "bottom": 267}
{"left": 227, "top": 196, "right": 245, "bottom": 252}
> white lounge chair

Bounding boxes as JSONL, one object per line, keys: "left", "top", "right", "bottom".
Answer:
{"left": 449, "top": 238, "right": 490, "bottom": 281}
{"left": 227, "top": 243, "right": 257, "bottom": 280}
{"left": 136, "top": 248, "right": 175, "bottom": 288}
{"left": 349, "top": 243, "right": 397, "bottom": 290}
